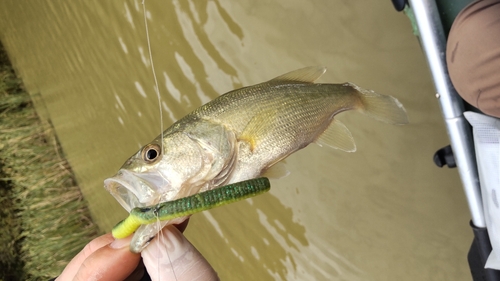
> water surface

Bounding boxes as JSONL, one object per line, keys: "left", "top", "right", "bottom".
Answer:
{"left": 0, "top": 1, "right": 471, "bottom": 280}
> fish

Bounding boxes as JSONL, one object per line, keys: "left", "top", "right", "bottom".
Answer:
{"left": 104, "top": 66, "right": 408, "bottom": 252}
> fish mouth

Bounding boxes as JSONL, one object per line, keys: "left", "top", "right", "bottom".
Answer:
{"left": 104, "top": 169, "right": 167, "bottom": 212}
{"left": 104, "top": 169, "right": 177, "bottom": 252}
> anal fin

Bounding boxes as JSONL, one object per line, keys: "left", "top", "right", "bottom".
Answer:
{"left": 315, "top": 119, "right": 356, "bottom": 152}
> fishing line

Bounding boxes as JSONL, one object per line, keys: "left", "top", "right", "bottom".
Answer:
{"left": 141, "top": 0, "right": 172, "bottom": 280}
{"left": 141, "top": 0, "right": 164, "bottom": 151}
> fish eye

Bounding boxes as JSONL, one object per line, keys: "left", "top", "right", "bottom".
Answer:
{"left": 142, "top": 144, "right": 161, "bottom": 163}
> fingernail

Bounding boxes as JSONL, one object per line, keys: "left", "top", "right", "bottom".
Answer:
{"left": 110, "top": 237, "right": 130, "bottom": 249}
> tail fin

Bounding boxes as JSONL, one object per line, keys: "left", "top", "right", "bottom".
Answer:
{"left": 348, "top": 83, "right": 409, "bottom": 125}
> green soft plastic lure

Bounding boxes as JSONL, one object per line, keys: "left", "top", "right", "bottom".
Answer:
{"left": 112, "top": 177, "right": 271, "bottom": 239}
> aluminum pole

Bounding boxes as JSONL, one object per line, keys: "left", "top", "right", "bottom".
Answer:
{"left": 408, "top": 0, "right": 485, "bottom": 227}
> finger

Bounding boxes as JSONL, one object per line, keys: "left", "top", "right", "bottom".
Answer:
{"left": 72, "top": 235, "right": 142, "bottom": 281}
{"left": 57, "top": 233, "right": 115, "bottom": 280}
{"left": 142, "top": 225, "right": 219, "bottom": 281}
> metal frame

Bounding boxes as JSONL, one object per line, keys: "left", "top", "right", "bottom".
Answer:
{"left": 408, "top": 0, "right": 485, "bottom": 228}
{"left": 404, "top": 1, "right": 500, "bottom": 279}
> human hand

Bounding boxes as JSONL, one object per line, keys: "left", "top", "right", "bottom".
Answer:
{"left": 56, "top": 233, "right": 143, "bottom": 281}
{"left": 141, "top": 224, "right": 219, "bottom": 281}
{"left": 56, "top": 222, "right": 218, "bottom": 281}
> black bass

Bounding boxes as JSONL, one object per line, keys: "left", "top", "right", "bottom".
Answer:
{"left": 104, "top": 66, "right": 408, "bottom": 252}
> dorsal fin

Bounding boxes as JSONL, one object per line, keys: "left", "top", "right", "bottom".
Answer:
{"left": 269, "top": 66, "right": 327, "bottom": 83}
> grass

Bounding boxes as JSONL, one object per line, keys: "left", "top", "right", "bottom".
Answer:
{"left": 0, "top": 42, "right": 99, "bottom": 280}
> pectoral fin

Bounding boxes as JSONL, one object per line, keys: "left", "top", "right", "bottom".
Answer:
{"left": 239, "top": 109, "right": 278, "bottom": 151}
{"left": 315, "top": 119, "right": 356, "bottom": 152}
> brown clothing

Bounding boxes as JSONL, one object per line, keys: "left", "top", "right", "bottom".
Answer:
{"left": 446, "top": 0, "right": 500, "bottom": 118}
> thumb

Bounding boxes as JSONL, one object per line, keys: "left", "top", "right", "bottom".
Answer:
{"left": 142, "top": 225, "right": 219, "bottom": 281}
{"left": 70, "top": 234, "right": 142, "bottom": 281}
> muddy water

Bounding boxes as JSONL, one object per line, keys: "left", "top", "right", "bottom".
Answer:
{"left": 0, "top": 1, "right": 471, "bottom": 280}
